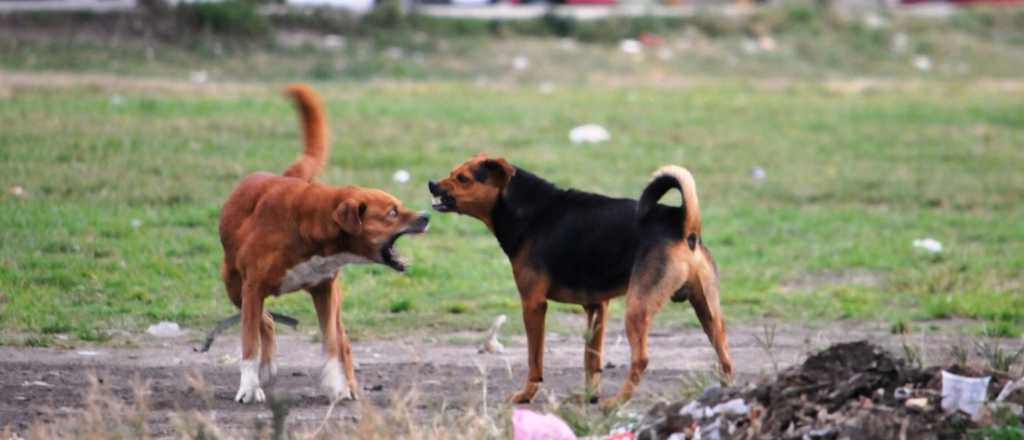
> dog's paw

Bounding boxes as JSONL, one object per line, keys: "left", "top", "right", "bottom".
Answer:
{"left": 260, "top": 361, "right": 278, "bottom": 385}
{"left": 508, "top": 381, "right": 540, "bottom": 404}
{"left": 235, "top": 385, "right": 266, "bottom": 403}
{"left": 320, "top": 359, "right": 354, "bottom": 402}
{"left": 236, "top": 359, "right": 266, "bottom": 404}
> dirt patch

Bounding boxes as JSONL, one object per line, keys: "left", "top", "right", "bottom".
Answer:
{"left": 781, "top": 269, "right": 886, "bottom": 293}
{"left": 0, "top": 320, "right": 981, "bottom": 436}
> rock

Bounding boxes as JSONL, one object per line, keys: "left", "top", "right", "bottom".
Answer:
{"left": 905, "top": 397, "right": 930, "bottom": 412}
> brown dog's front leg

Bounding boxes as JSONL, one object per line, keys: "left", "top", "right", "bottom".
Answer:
{"left": 510, "top": 298, "right": 547, "bottom": 403}
{"left": 235, "top": 281, "right": 266, "bottom": 403}
{"left": 310, "top": 281, "right": 354, "bottom": 402}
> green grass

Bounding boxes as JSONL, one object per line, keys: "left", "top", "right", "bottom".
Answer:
{"left": 0, "top": 78, "right": 1021, "bottom": 343}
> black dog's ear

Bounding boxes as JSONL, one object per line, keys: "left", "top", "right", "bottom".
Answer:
{"left": 474, "top": 158, "right": 516, "bottom": 187}
{"left": 333, "top": 200, "right": 367, "bottom": 234}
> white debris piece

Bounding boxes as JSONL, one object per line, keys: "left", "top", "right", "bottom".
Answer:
{"left": 512, "top": 55, "right": 530, "bottom": 72}
{"left": 863, "top": 13, "right": 888, "bottom": 29}
{"left": 913, "top": 55, "right": 932, "bottom": 72}
{"left": 110, "top": 95, "right": 124, "bottom": 106}
{"left": 758, "top": 35, "right": 777, "bottom": 52}
{"left": 912, "top": 238, "right": 942, "bottom": 253}
{"left": 147, "top": 321, "right": 184, "bottom": 338}
{"left": 891, "top": 32, "right": 909, "bottom": 52}
{"left": 656, "top": 47, "right": 675, "bottom": 61}
{"left": 322, "top": 34, "right": 345, "bottom": 49}
{"left": 190, "top": 70, "right": 208, "bottom": 84}
{"left": 9, "top": 185, "right": 25, "bottom": 197}
{"left": 751, "top": 166, "right": 766, "bottom": 181}
{"left": 23, "top": 381, "right": 52, "bottom": 387}
{"left": 569, "top": 124, "right": 610, "bottom": 145}
{"left": 76, "top": 351, "right": 100, "bottom": 356}
{"left": 392, "top": 169, "right": 410, "bottom": 184}
{"left": 620, "top": 39, "right": 642, "bottom": 55}
{"left": 712, "top": 398, "right": 750, "bottom": 416}
{"left": 997, "top": 378, "right": 1024, "bottom": 401}
{"left": 130, "top": 219, "right": 143, "bottom": 229}
{"left": 479, "top": 314, "right": 507, "bottom": 354}
{"left": 942, "top": 370, "right": 990, "bottom": 419}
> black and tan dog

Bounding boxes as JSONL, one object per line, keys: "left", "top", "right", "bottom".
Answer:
{"left": 428, "top": 155, "right": 733, "bottom": 408}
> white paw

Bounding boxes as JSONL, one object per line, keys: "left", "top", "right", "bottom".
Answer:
{"left": 320, "top": 358, "right": 353, "bottom": 401}
{"left": 235, "top": 359, "right": 265, "bottom": 404}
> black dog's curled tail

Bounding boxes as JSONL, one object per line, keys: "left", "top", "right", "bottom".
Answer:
{"left": 638, "top": 165, "right": 702, "bottom": 250}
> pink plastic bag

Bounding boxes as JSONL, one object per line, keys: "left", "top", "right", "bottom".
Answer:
{"left": 512, "top": 408, "right": 577, "bottom": 440}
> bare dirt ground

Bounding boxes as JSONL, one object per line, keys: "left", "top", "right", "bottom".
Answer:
{"left": 0, "top": 315, "right": 971, "bottom": 436}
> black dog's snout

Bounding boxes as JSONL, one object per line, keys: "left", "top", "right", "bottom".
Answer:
{"left": 428, "top": 181, "right": 444, "bottom": 195}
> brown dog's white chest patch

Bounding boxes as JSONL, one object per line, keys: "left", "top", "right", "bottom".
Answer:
{"left": 279, "top": 253, "right": 372, "bottom": 293}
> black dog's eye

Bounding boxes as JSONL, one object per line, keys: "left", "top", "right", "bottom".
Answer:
{"left": 457, "top": 174, "right": 469, "bottom": 184}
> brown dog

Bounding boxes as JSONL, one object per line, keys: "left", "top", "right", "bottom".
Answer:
{"left": 220, "top": 85, "right": 429, "bottom": 403}
{"left": 428, "top": 155, "right": 732, "bottom": 408}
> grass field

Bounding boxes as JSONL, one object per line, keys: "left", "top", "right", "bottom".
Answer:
{"left": 1, "top": 74, "right": 1021, "bottom": 345}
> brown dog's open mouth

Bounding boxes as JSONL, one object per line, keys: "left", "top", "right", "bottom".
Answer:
{"left": 381, "top": 217, "right": 430, "bottom": 272}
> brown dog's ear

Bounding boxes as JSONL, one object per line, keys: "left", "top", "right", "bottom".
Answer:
{"left": 478, "top": 158, "right": 516, "bottom": 187}
{"left": 333, "top": 200, "right": 367, "bottom": 234}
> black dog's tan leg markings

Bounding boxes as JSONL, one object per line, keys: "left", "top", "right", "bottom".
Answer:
{"left": 689, "top": 261, "right": 734, "bottom": 379}
{"left": 509, "top": 249, "right": 549, "bottom": 404}
{"left": 584, "top": 300, "right": 609, "bottom": 401}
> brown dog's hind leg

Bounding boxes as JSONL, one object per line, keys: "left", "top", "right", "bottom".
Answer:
{"left": 235, "top": 280, "right": 266, "bottom": 403}
{"left": 309, "top": 279, "right": 354, "bottom": 401}
{"left": 259, "top": 311, "right": 277, "bottom": 385}
{"left": 583, "top": 301, "right": 609, "bottom": 402}
{"left": 689, "top": 264, "right": 734, "bottom": 380}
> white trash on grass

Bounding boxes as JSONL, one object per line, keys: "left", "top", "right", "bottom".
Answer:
{"left": 942, "top": 370, "right": 990, "bottom": 419}
{"left": 147, "top": 321, "right": 184, "bottom": 338}
{"left": 751, "top": 166, "right": 766, "bottom": 181}
{"left": 569, "top": 124, "right": 610, "bottom": 145}
{"left": 913, "top": 55, "right": 932, "bottom": 72}
{"left": 392, "top": 169, "right": 411, "bottom": 184}
{"left": 912, "top": 238, "right": 943, "bottom": 253}
{"left": 512, "top": 408, "right": 576, "bottom": 440}
{"left": 479, "top": 314, "right": 507, "bottom": 354}
{"left": 619, "top": 39, "right": 642, "bottom": 55}
{"left": 512, "top": 55, "right": 530, "bottom": 72}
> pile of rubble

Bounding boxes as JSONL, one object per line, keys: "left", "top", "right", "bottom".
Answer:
{"left": 630, "top": 341, "right": 1023, "bottom": 440}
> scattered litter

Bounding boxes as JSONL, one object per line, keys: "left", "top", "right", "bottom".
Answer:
{"left": 751, "top": 166, "right": 766, "bottom": 181}
{"left": 538, "top": 82, "right": 556, "bottom": 95}
{"left": 569, "top": 124, "right": 610, "bottom": 145}
{"left": 130, "top": 219, "right": 143, "bottom": 229}
{"left": 512, "top": 55, "right": 530, "bottom": 72}
{"left": 913, "top": 55, "right": 932, "bottom": 72}
{"left": 638, "top": 32, "right": 665, "bottom": 47}
{"left": 322, "top": 34, "right": 344, "bottom": 49}
{"left": 625, "top": 341, "right": 1011, "bottom": 439}
{"left": 912, "top": 238, "right": 942, "bottom": 253}
{"left": 76, "top": 350, "right": 100, "bottom": 356}
{"left": 997, "top": 378, "right": 1024, "bottom": 401}
{"left": 559, "top": 38, "right": 577, "bottom": 51}
{"left": 189, "top": 70, "right": 208, "bottom": 84}
{"left": 218, "top": 354, "right": 237, "bottom": 365}
{"left": 942, "top": 370, "right": 990, "bottom": 419}
{"left": 384, "top": 46, "right": 404, "bottom": 60}
{"left": 146, "top": 321, "right": 184, "bottom": 338}
{"left": 110, "top": 95, "right": 124, "bottom": 106}
{"left": 392, "top": 169, "right": 411, "bottom": 184}
{"left": 479, "top": 314, "right": 507, "bottom": 354}
{"left": 863, "top": 13, "right": 888, "bottom": 29}
{"left": 9, "top": 185, "right": 25, "bottom": 198}
{"left": 512, "top": 408, "right": 576, "bottom": 440}
{"left": 906, "top": 397, "right": 930, "bottom": 411}
{"left": 656, "top": 47, "right": 675, "bottom": 61}
{"left": 741, "top": 39, "right": 759, "bottom": 54}
{"left": 620, "top": 39, "right": 642, "bottom": 55}
{"left": 758, "top": 35, "right": 777, "bottom": 52}
{"left": 891, "top": 32, "right": 909, "bottom": 52}
{"left": 22, "top": 381, "right": 52, "bottom": 388}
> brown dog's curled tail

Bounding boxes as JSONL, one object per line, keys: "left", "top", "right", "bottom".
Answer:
{"left": 638, "top": 165, "right": 702, "bottom": 250}
{"left": 282, "top": 84, "right": 328, "bottom": 181}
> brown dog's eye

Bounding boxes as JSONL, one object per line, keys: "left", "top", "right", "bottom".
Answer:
{"left": 457, "top": 174, "right": 470, "bottom": 184}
